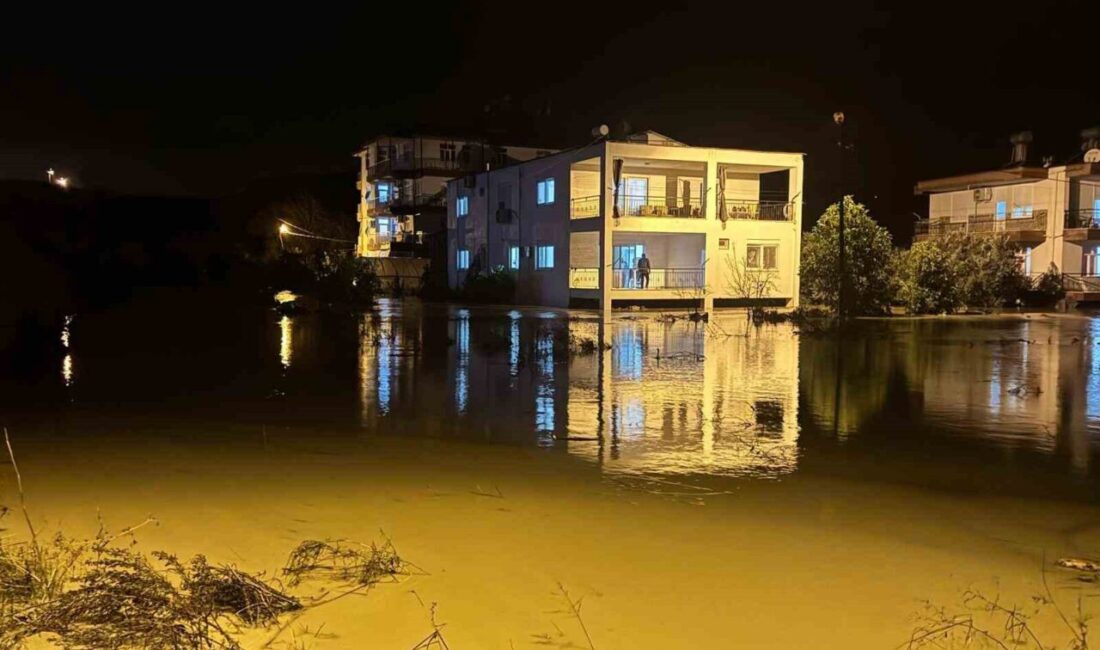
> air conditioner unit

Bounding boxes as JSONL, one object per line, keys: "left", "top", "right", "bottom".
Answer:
{"left": 973, "top": 188, "right": 992, "bottom": 202}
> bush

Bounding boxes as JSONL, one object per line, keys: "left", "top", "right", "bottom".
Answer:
{"left": 801, "top": 196, "right": 896, "bottom": 316}
{"left": 460, "top": 266, "right": 516, "bottom": 304}
{"left": 898, "top": 241, "right": 958, "bottom": 314}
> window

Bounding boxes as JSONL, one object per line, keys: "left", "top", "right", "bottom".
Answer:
{"left": 537, "top": 178, "right": 556, "bottom": 205}
{"left": 718, "top": 238, "right": 730, "bottom": 250}
{"left": 457, "top": 249, "right": 470, "bottom": 270}
{"left": 747, "top": 244, "right": 778, "bottom": 270}
{"left": 440, "top": 142, "right": 456, "bottom": 162}
{"left": 536, "top": 245, "right": 555, "bottom": 269}
{"left": 457, "top": 195, "right": 469, "bottom": 217}
{"left": 995, "top": 201, "right": 1007, "bottom": 220}
{"left": 377, "top": 182, "right": 393, "bottom": 203}
{"left": 1012, "top": 185, "right": 1034, "bottom": 218}
{"left": 509, "top": 245, "right": 520, "bottom": 270}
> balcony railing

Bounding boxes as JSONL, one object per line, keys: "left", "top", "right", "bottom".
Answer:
{"left": 568, "top": 267, "right": 707, "bottom": 290}
{"left": 367, "top": 156, "right": 500, "bottom": 179}
{"left": 569, "top": 267, "right": 599, "bottom": 289}
{"left": 914, "top": 211, "right": 1049, "bottom": 237}
{"left": 613, "top": 268, "right": 704, "bottom": 290}
{"left": 616, "top": 195, "right": 703, "bottom": 218}
{"left": 571, "top": 195, "right": 601, "bottom": 219}
{"left": 721, "top": 200, "right": 793, "bottom": 221}
{"left": 1066, "top": 209, "right": 1100, "bottom": 229}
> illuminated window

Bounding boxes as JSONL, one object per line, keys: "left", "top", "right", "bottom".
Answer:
{"left": 509, "top": 245, "right": 520, "bottom": 270}
{"left": 1012, "top": 185, "right": 1034, "bottom": 218}
{"left": 377, "top": 182, "right": 393, "bottom": 203}
{"left": 537, "top": 178, "right": 556, "bottom": 205}
{"left": 995, "top": 201, "right": 1006, "bottom": 220}
{"left": 457, "top": 249, "right": 470, "bottom": 270}
{"left": 536, "top": 245, "right": 555, "bottom": 270}
{"left": 457, "top": 196, "right": 469, "bottom": 217}
{"left": 747, "top": 244, "right": 778, "bottom": 270}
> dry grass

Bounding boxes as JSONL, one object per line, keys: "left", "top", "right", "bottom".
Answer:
{"left": 282, "top": 537, "right": 408, "bottom": 588}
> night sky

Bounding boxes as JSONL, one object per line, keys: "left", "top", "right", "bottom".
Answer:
{"left": 3, "top": 1, "right": 1097, "bottom": 239}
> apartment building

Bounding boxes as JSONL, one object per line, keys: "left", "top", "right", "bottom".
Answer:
{"left": 355, "top": 135, "right": 553, "bottom": 260}
{"left": 915, "top": 129, "right": 1100, "bottom": 294}
{"left": 445, "top": 131, "right": 804, "bottom": 311}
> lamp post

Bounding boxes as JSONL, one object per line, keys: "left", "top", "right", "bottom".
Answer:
{"left": 47, "top": 168, "right": 55, "bottom": 184}
{"left": 833, "top": 112, "right": 846, "bottom": 320}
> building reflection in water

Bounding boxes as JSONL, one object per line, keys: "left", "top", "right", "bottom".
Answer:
{"left": 350, "top": 305, "right": 1100, "bottom": 479}
{"left": 60, "top": 315, "right": 74, "bottom": 387}
{"left": 279, "top": 315, "right": 293, "bottom": 370}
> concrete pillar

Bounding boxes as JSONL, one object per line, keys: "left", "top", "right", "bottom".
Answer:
{"left": 599, "top": 145, "right": 613, "bottom": 319}
{"left": 789, "top": 158, "right": 805, "bottom": 308}
{"left": 703, "top": 156, "right": 719, "bottom": 313}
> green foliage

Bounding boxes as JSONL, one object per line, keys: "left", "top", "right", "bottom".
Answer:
{"left": 460, "top": 266, "right": 516, "bottom": 304}
{"left": 800, "top": 197, "right": 896, "bottom": 315}
{"left": 1032, "top": 264, "right": 1064, "bottom": 303}
{"left": 898, "top": 241, "right": 958, "bottom": 314}
{"left": 897, "top": 233, "right": 1029, "bottom": 314}
{"left": 272, "top": 251, "right": 380, "bottom": 308}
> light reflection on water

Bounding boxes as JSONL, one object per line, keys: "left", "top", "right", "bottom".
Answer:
{"left": 22, "top": 301, "right": 1100, "bottom": 489}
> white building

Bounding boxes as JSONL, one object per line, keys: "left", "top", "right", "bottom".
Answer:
{"left": 915, "top": 129, "right": 1100, "bottom": 298}
{"left": 445, "top": 131, "right": 805, "bottom": 311}
{"left": 355, "top": 135, "right": 553, "bottom": 258}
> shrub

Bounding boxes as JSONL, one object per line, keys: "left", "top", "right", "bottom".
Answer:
{"left": 460, "top": 266, "right": 516, "bottom": 304}
{"left": 898, "top": 241, "right": 958, "bottom": 314}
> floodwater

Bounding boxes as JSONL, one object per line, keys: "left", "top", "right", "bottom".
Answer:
{"left": 6, "top": 297, "right": 1100, "bottom": 648}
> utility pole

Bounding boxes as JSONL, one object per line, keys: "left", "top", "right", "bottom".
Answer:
{"left": 833, "top": 112, "right": 846, "bottom": 320}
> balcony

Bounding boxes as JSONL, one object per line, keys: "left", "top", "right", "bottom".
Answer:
{"left": 720, "top": 200, "right": 793, "bottom": 221}
{"left": 567, "top": 267, "right": 706, "bottom": 290}
{"left": 1064, "top": 209, "right": 1100, "bottom": 242}
{"left": 615, "top": 195, "right": 703, "bottom": 218}
{"left": 367, "top": 156, "right": 494, "bottom": 180}
{"left": 571, "top": 195, "right": 600, "bottom": 219}
{"left": 913, "top": 211, "right": 1048, "bottom": 242}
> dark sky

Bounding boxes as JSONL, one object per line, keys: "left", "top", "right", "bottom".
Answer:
{"left": 3, "top": 1, "right": 1097, "bottom": 238}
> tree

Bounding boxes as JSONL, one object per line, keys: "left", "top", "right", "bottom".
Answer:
{"left": 724, "top": 254, "right": 778, "bottom": 319}
{"left": 898, "top": 241, "right": 958, "bottom": 314}
{"left": 800, "top": 196, "right": 896, "bottom": 315}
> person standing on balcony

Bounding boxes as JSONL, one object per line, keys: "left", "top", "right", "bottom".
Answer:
{"left": 637, "top": 253, "right": 651, "bottom": 289}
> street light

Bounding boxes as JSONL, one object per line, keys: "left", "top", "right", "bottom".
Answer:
{"left": 278, "top": 223, "right": 290, "bottom": 235}
{"left": 56, "top": 177, "right": 69, "bottom": 189}
{"left": 833, "top": 111, "right": 846, "bottom": 321}
{"left": 47, "top": 168, "right": 55, "bottom": 184}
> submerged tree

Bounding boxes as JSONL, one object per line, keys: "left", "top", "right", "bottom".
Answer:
{"left": 800, "top": 196, "right": 896, "bottom": 316}
{"left": 897, "top": 241, "right": 959, "bottom": 314}
{"left": 897, "top": 233, "right": 1029, "bottom": 314}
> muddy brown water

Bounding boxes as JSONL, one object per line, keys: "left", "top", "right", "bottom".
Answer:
{"left": 5, "top": 298, "right": 1100, "bottom": 648}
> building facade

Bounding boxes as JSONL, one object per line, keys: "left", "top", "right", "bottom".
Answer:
{"left": 355, "top": 135, "right": 553, "bottom": 260}
{"left": 445, "top": 132, "right": 805, "bottom": 311}
{"left": 915, "top": 130, "right": 1100, "bottom": 296}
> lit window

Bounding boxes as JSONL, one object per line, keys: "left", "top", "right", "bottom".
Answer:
{"left": 536, "top": 245, "right": 555, "bottom": 270}
{"left": 995, "top": 201, "right": 1006, "bottom": 219}
{"left": 457, "top": 196, "right": 469, "bottom": 217}
{"left": 457, "top": 249, "right": 470, "bottom": 270}
{"left": 509, "top": 245, "right": 520, "bottom": 270}
{"left": 537, "top": 178, "right": 556, "bottom": 205}
{"left": 377, "top": 182, "right": 393, "bottom": 203}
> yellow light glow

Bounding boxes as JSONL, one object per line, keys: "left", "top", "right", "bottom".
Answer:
{"left": 279, "top": 315, "right": 293, "bottom": 369}
{"left": 274, "top": 290, "right": 298, "bottom": 304}
{"left": 56, "top": 177, "right": 69, "bottom": 188}
{"left": 62, "top": 354, "right": 73, "bottom": 386}
{"left": 279, "top": 223, "right": 290, "bottom": 235}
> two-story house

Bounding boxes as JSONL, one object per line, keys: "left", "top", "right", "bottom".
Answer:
{"left": 445, "top": 131, "right": 805, "bottom": 311}
{"left": 915, "top": 129, "right": 1100, "bottom": 293}
{"left": 355, "top": 135, "right": 553, "bottom": 262}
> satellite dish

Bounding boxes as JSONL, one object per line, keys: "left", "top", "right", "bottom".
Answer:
{"left": 592, "top": 124, "right": 610, "bottom": 138}
{"left": 1085, "top": 148, "right": 1100, "bottom": 164}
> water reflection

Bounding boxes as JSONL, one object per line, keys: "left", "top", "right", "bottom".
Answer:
{"left": 279, "top": 315, "right": 293, "bottom": 369}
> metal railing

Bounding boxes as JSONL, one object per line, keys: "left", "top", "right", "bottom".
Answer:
{"left": 567, "top": 267, "right": 707, "bottom": 290}
{"left": 616, "top": 194, "right": 703, "bottom": 218}
{"left": 1066, "top": 209, "right": 1100, "bottom": 229}
{"left": 914, "top": 210, "right": 1049, "bottom": 237}
{"left": 571, "top": 195, "right": 601, "bottom": 219}
{"left": 569, "top": 267, "right": 599, "bottom": 289}
{"left": 721, "top": 200, "right": 793, "bottom": 221}
{"left": 367, "top": 155, "right": 503, "bottom": 179}
{"left": 612, "top": 268, "right": 704, "bottom": 290}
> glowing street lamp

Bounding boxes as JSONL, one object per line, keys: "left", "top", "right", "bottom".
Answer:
{"left": 47, "top": 168, "right": 55, "bottom": 183}
{"left": 278, "top": 223, "right": 290, "bottom": 235}
{"left": 56, "top": 177, "right": 69, "bottom": 189}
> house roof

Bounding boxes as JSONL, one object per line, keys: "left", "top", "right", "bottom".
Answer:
{"left": 914, "top": 166, "right": 1050, "bottom": 194}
